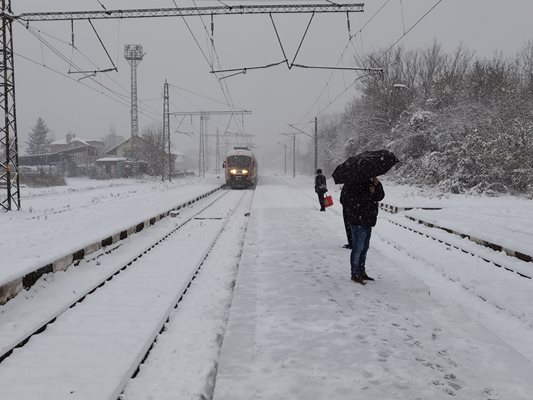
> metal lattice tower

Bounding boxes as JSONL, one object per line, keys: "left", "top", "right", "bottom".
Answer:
{"left": 163, "top": 79, "right": 171, "bottom": 182}
{"left": 124, "top": 44, "right": 144, "bottom": 169}
{"left": 1, "top": 0, "right": 20, "bottom": 211}
{"left": 199, "top": 113, "right": 208, "bottom": 177}
{"left": 124, "top": 45, "right": 143, "bottom": 138}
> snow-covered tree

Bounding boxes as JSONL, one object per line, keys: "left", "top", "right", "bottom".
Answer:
{"left": 26, "top": 117, "right": 51, "bottom": 155}
{"left": 139, "top": 125, "right": 168, "bottom": 177}
{"left": 317, "top": 40, "right": 533, "bottom": 196}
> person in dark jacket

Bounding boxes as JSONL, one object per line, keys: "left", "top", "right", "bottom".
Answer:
{"left": 342, "top": 177, "right": 384, "bottom": 285}
{"left": 314, "top": 169, "right": 328, "bottom": 211}
{"left": 340, "top": 184, "right": 352, "bottom": 249}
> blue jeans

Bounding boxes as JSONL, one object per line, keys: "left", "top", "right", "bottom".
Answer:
{"left": 350, "top": 225, "right": 372, "bottom": 277}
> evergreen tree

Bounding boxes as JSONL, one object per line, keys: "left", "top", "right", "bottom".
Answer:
{"left": 26, "top": 117, "right": 51, "bottom": 155}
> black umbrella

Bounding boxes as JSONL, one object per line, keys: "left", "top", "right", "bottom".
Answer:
{"left": 332, "top": 149, "right": 399, "bottom": 184}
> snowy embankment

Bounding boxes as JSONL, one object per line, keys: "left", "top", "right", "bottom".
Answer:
{"left": 0, "top": 176, "right": 223, "bottom": 291}
{"left": 382, "top": 183, "right": 533, "bottom": 259}
{"left": 213, "top": 175, "right": 533, "bottom": 400}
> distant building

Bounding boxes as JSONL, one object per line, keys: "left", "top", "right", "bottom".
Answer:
{"left": 18, "top": 152, "right": 75, "bottom": 176}
{"left": 49, "top": 132, "right": 105, "bottom": 153}
{"left": 104, "top": 136, "right": 184, "bottom": 178}
{"left": 95, "top": 157, "right": 128, "bottom": 179}
{"left": 105, "top": 135, "right": 144, "bottom": 158}
{"left": 49, "top": 133, "right": 106, "bottom": 175}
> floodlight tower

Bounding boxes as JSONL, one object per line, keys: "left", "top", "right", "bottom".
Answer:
{"left": 124, "top": 44, "right": 144, "bottom": 166}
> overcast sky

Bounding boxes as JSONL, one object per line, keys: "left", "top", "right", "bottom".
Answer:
{"left": 13, "top": 0, "right": 533, "bottom": 172}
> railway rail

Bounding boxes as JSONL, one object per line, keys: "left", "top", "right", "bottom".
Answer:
{"left": 0, "top": 189, "right": 253, "bottom": 399}
{"left": 0, "top": 185, "right": 223, "bottom": 305}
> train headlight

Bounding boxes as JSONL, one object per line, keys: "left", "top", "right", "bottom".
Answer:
{"left": 242, "top": 169, "right": 248, "bottom": 175}
{"left": 230, "top": 169, "right": 238, "bottom": 175}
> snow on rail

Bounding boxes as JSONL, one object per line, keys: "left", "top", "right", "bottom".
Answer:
{"left": 380, "top": 202, "right": 533, "bottom": 266}
{"left": 0, "top": 186, "right": 223, "bottom": 305}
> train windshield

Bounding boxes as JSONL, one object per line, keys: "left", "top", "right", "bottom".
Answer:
{"left": 227, "top": 155, "right": 251, "bottom": 167}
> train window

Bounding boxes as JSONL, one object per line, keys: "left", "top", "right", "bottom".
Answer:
{"left": 226, "top": 155, "right": 251, "bottom": 167}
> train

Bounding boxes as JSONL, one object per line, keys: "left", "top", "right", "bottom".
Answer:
{"left": 223, "top": 147, "right": 258, "bottom": 189}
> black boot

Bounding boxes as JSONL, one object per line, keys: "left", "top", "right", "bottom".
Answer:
{"left": 362, "top": 273, "right": 375, "bottom": 281}
{"left": 351, "top": 275, "right": 367, "bottom": 285}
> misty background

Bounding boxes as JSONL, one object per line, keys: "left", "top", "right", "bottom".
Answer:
{"left": 13, "top": 0, "right": 533, "bottom": 179}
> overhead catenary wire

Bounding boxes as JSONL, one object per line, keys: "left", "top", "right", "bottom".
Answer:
{"left": 378, "top": 0, "right": 445, "bottom": 61}
{"left": 87, "top": 19, "right": 117, "bottom": 72}
{"left": 168, "top": 83, "right": 247, "bottom": 110}
{"left": 190, "top": 0, "right": 238, "bottom": 114}
{"left": 170, "top": 0, "right": 237, "bottom": 117}
{"left": 17, "top": 23, "right": 161, "bottom": 119}
{"left": 14, "top": 51, "right": 160, "bottom": 121}
{"left": 296, "top": 0, "right": 444, "bottom": 125}
{"left": 295, "top": 0, "right": 393, "bottom": 125}
{"left": 399, "top": 0, "right": 406, "bottom": 34}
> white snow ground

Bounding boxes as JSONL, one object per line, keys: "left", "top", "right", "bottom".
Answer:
{"left": 213, "top": 176, "right": 533, "bottom": 400}
{"left": 0, "top": 176, "right": 222, "bottom": 285}
{"left": 1, "top": 175, "right": 532, "bottom": 399}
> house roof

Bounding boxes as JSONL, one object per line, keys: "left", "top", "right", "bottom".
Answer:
{"left": 105, "top": 136, "right": 146, "bottom": 154}
{"left": 50, "top": 138, "right": 89, "bottom": 146}
{"left": 96, "top": 157, "right": 128, "bottom": 163}
{"left": 50, "top": 138, "right": 104, "bottom": 146}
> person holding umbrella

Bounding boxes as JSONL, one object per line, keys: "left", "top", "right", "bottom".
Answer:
{"left": 342, "top": 176, "right": 384, "bottom": 284}
{"left": 332, "top": 150, "right": 399, "bottom": 285}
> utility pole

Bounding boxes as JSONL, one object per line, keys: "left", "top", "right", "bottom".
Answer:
{"left": 124, "top": 44, "right": 144, "bottom": 174}
{"left": 163, "top": 79, "right": 171, "bottom": 182}
{"left": 292, "top": 134, "right": 296, "bottom": 178}
{"left": 277, "top": 142, "right": 287, "bottom": 175}
{"left": 314, "top": 116, "right": 318, "bottom": 172}
{"left": 279, "top": 133, "right": 297, "bottom": 178}
{"left": 215, "top": 128, "right": 220, "bottom": 175}
{"left": 199, "top": 113, "right": 208, "bottom": 177}
{"left": 288, "top": 119, "right": 318, "bottom": 173}
{"left": 1, "top": 0, "right": 20, "bottom": 211}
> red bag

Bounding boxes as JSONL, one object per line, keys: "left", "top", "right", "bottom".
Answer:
{"left": 324, "top": 195, "right": 334, "bottom": 208}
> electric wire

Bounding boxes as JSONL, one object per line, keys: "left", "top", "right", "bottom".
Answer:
{"left": 399, "top": 0, "right": 406, "bottom": 34}
{"left": 25, "top": 25, "right": 125, "bottom": 89}
{"left": 87, "top": 19, "right": 117, "bottom": 71}
{"left": 295, "top": 0, "right": 444, "bottom": 129}
{"left": 294, "top": 0, "right": 392, "bottom": 125}
{"left": 290, "top": 12, "right": 315, "bottom": 67}
{"left": 22, "top": 24, "right": 161, "bottom": 116}
{"left": 14, "top": 51, "right": 159, "bottom": 121}
{"left": 168, "top": 83, "right": 247, "bottom": 110}
{"left": 170, "top": 0, "right": 237, "bottom": 127}
{"left": 378, "top": 0, "right": 445, "bottom": 61}
{"left": 190, "top": 0, "right": 238, "bottom": 112}
{"left": 17, "top": 24, "right": 161, "bottom": 119}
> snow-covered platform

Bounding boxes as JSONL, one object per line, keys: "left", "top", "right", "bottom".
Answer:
{"left": 213, "top": 176, "right": 533, "bottom": 399}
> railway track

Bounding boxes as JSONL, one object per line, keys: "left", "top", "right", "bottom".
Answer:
{"left": 0, "top": 189, "right": 253, "bottom": 399}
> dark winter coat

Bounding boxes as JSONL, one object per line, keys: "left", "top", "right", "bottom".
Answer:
{"left": 340, "top": 179, "right": 384, "bottom": 227}
{"left": 315, "top": 174, "right": 327, "bottom": 194}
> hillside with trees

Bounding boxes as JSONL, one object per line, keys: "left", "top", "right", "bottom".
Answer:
{"left": 317, "top": 40, "right": 533, "bottom": 196}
